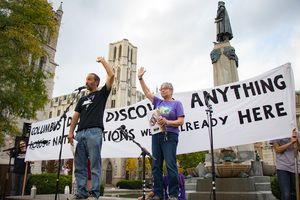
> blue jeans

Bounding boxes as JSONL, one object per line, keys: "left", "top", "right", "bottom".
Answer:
{"left": 152, "top": 132, "right": 179, "bottom": 199}
{"left": 74, "top": 128, "right": 103, "bottom": 198}
{"left": 277, "top": 169, "right": 298, "bottom": 200}
{"left": 10, "top": 173, "right": 29, "bottom": 196}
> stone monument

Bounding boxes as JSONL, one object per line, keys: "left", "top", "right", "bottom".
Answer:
{"left": 209, "top": 1, "right": 258, "bottom": 174}
{"left": 188, "top": 3, "right": 275, "bottom": 199}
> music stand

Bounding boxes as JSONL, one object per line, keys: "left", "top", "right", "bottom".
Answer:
{"left": 54, "top": 88, "right": 83, "bottom": 200}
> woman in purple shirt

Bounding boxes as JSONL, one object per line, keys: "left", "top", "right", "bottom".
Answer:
{"left": 270, "top": 129, "right": 300, "bottom": 200}
{"left": 138, "top": 67, "right": 185, "bottom": 200}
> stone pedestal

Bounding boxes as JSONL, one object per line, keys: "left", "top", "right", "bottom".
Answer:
{"left": 211, "top": 42, "right": 239, "bottom": 86}
{"left": 188, "top": 177, "right": 276, "bottom": 200}
{"left": 207, "top": 41, "right": 259, "bottom": 177}
{"left": 210, "top": 41, "right": 255, "bottom": 156}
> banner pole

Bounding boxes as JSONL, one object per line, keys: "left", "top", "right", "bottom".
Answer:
{"left": 22, "top": 162, "right": 28, "bottom": 196}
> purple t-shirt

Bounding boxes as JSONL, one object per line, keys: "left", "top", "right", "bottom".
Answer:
{"left": 153, "top": 96, "right": 185, "bottom": 134}
{"left": 270, "top": 137, "right": 300, "bottom": 173}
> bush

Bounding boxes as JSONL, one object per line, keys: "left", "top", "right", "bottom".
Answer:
{"left": 26, "top": 174, "right": 72, "bottom": 195}
{"left": 26, "top": 174, "right": 105, "bottom": 196}
{"left": 270, "top": 175, "right": 280, "bottom": 200}
{"left": 116, "top": 180, "right": 142, "bottom": 189}
{"left": 100, "top": 184, "right": 105, "bottom": 196}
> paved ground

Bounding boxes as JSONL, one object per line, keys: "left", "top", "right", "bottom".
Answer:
{"left": 5, "top": 195, "right": 138, "bottom": 200}
{"left": 4, "top": 187, "right": 150, "bottom": 200}
{"left": 5, "top": 194, "right": 137, "bottom": 200}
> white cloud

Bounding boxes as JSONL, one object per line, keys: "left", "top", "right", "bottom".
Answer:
{"left": 50, "top": 0, "right": 300, "bottom": 97}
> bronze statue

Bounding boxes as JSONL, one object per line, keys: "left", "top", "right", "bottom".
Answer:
{"left": 215, "top": 1, "right": 233, "bottom": 43}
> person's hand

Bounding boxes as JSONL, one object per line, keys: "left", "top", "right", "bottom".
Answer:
{"left": 67, "top": 132, "right": 74, "bottom": 146}
{"left": 291, "top": 129, "right": 299, "bottom": 143}
{"left": 8, "top": 137, "right": 13, "bottom": 144}
{"left": 138, "top": 67, "right": 146, "bottom": 79}
{"left": 96, "top": 57, "right": 105, "bottom": 63}
{"left": 158, "top": 116, "right": 168, "bottom": 126}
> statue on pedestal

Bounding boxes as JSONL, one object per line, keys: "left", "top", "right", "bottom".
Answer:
{"left": 215, "top": 1, "right": 233, "bottom": 43}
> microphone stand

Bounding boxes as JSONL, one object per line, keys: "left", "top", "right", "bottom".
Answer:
{"left": 119, "top": 127, "right": 156, "bottom": 200}
{"left": 55, "top": 88, "right": 83, "bottom": 200}
{"left": 205, "top": 97, "right": 216, "bottom": 200}
{"left": 2, "top": 147, "right": 16, "bottom": 200}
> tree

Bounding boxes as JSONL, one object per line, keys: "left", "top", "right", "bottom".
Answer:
{"left": 177, "top": 151, "right": 207, "bottom": 175}
{"left": 0, "top": 0, "right": 58, "bottom": 146}
{"left": 125, "top": 157, "right": 152, "bottom": 179}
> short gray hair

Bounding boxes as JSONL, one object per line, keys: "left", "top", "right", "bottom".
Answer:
{"left": 161, "top": 82, "right": 173, "bottom": 90}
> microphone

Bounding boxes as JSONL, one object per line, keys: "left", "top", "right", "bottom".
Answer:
{"left": 117, "top": 125, "right": 126, "bottom": 130}
{"left": 40, "top": 140, "right": 49, "bottom": 144}
{"left": 27, "top": 140, "right": 49, "bottom": 146}
{"left": 75, "top": 86, "right": 86, "bottom": 91}
{"left": 204, "top": 93, "right": 211, "bottom": 107}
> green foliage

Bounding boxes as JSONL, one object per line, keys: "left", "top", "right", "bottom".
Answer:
{"left": 26, "top": 174, "right": 72, "bottom": 195}
{"left": 116, "top": 180, "right": 142, "bottom": 189}
{"left": 177, "top": 151, "right": 207, "bottom": 175}
{"left": 0, "top": 0, "right": 58, "bottom": 146}
{"left": 125, "top": 157, "right": 151, "bottom": 178}
{"left": 100, "top": 184, "right": 105, "bottom": 196}
{"left": 270, "top": 175, "right": 280, "bottom": 199}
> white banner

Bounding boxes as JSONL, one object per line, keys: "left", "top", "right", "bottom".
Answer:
{"left": 26, "top": 63, "right": 296, "bottom": 161}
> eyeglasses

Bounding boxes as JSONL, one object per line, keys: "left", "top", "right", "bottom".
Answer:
{"left": 159, "top": 87, "right": 169, "bottom": 91}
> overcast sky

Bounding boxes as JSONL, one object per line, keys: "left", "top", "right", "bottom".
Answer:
{"left": 49, "top": 0, "right": 300, "bottom": 98}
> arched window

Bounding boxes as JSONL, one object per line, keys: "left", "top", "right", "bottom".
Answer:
{"left": 106, "top": 162, "right": 112, "bottom": 184}
{"left": 31, "top": 55, "right": 36, "bottom": 67}
{"left": 39, "top": 56, "right": 46, "bottom": 70}
{"left": 113, "top": 46, "right": 117, "bottom": 60}
{"left": 118, "top": 45, "right": 122, "bottom": 59}
{"left": 130, "top": 49, "right": 133, "bottom": 62}
{"left": 128, "top": 46, "right": 130, "bottom": 61}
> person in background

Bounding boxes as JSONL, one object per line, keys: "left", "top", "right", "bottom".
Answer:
{"left": 138, "top": 67, "right": 185, "bottom": 200}
{"left": 62, "top": 164, "right": 70, "bottom": 175}
{"left": 68, "top": 57, "right": 114, "bottom": 200}
{"left": 270, "top": 128, "right": 300, "bottom": 200}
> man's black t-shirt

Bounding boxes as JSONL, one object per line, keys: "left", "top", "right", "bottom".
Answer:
{"left": 75, "top": 84, "right": 111, "bottom": 132}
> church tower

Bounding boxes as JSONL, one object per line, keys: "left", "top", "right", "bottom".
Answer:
{"left": 34, "top": 2, "right": 63, "bottom": 121}
{"left": 41, "top": 3, "right": 63, "bottom": 119}
{"left": 107, "top": 39, "right": 138, "bottom": 109}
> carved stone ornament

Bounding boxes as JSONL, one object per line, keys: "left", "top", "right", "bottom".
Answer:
{"left": 210, "top": 48, "right": 222, "bottom": 64}
{"left": 223, "top": 46, "right": 238, "bottom": 67}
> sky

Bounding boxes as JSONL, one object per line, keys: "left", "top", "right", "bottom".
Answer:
{"left": 49, "top": 0, "right": 300, "bottom": 98}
